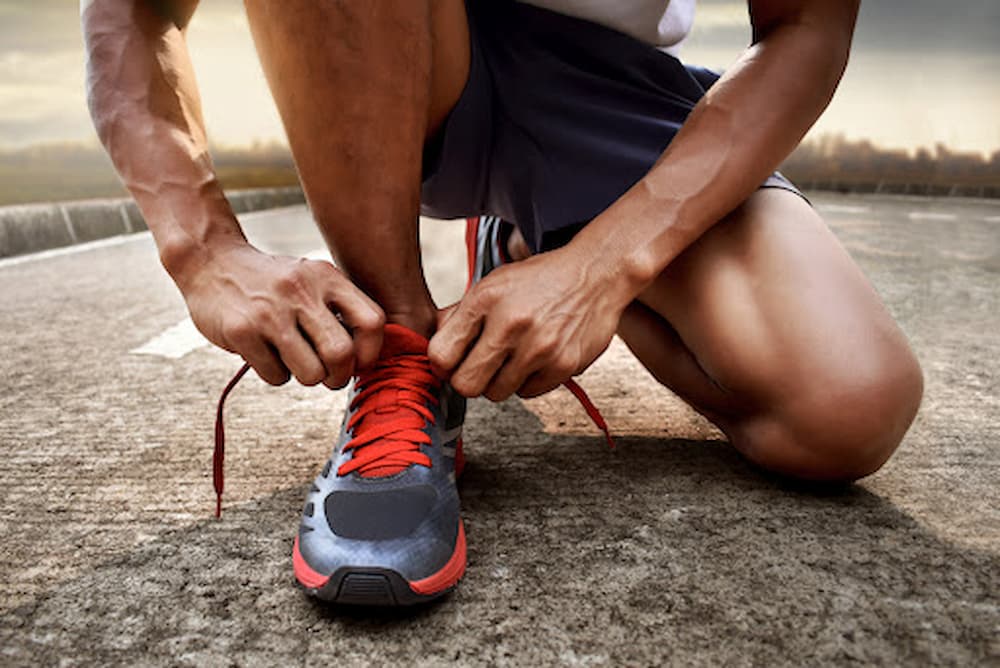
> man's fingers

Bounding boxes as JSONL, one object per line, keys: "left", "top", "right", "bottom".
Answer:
{"left": 484, "top": 351, "right": 537, "bottom": 402}
{"left": 428, "top": 300, "right": 485, "bottom": 378}
{"left": 315, "top": 262, "right": 385, "bottom": 369}
{"left": 435, "top": 302, "right": 461, "bottom": 331}
{"left": 517, "top": 360, "right": 579, "bottom": 399}
{"left": 449, "top": 330, "right": 510, "bottom": 397}
{"left": 337, "top": 302, "right": 383, "bottom": 371}
{"left": 516, "top": 372, "right": 564, "bottom": 399}
{"left": 271, "top": 328, "right": 328, "bottom": 386}
{"left": 239, "top": 337, "right": 292, "bottom": 386}
{"left": 297, "top": 308, "right": 356, "bottom": 389}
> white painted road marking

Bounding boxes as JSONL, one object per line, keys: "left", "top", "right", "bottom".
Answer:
{"left": 817, "top": 204, "right": 872, "bottom": 215}
{"left": 908, "top": 212, "right": 958, "bottom": 221}
{"left": 130, "top": 247, "right": 333, "bottom": 360}
{"left": 131, "top": 318, "right": 209, "bottom": 359}
{"left": 983, "top": 215, "right": 1000, "bottom": 223}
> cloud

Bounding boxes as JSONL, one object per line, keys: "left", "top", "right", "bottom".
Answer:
{"left": 0, "top": 0, "right": 247, "bottom": 55}
{"left": 0, "top": 41, "right": 90, "bottom": 146}
{"left": 0, "top": 110, "right": 95, "bottom": 144}
{"left": 0, "top": 0, "right": 83, "bottom": 54}
{"left": 0, "top": 0, "right": 997, "bottom": 152}
{"left": 679, "top": 0, "right": 1000, "bottom": 152}
{"left": 853, "top": 0, "right": 1000, "bottom": 55}
{"left": 0, "top": 0, "right": 268, "bottom": 148}
{"left": 693, "top": 2, "right": 747, "bottom": 30}
{"left": 687, "top": 0, "right": 1000, "bottom": 57}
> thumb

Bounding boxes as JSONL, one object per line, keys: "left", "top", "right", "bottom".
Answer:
{"left": 428, "top": 298, "right": 481, "bottom": 379}
{"left": 434, "top": 302, "right": 461, "bottom": 332}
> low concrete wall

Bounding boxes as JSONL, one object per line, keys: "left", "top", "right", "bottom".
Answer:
{"left": 0, "top": 186, "right": 305, "bottom": 260}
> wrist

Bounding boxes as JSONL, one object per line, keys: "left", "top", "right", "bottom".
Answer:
{"left": 561, "top": 239, "right": 643, "bottom": 314}
{"left": 159, "top": 226, "right": 249, "bottom": 289}
{"left": 135, "top": 186, "right": 248, "bottom": 288}
{"left": 155, "top": 208, "right": 249, "bottom": 291}
{"left": 569, "top": 182, "right": 690, "bottom": 300}
{"left": 567, "top": 225, "right": 659, "bottom": 308}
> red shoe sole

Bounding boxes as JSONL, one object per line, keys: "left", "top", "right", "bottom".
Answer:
{"left": 293, "top": 521, "right": 467, "bottom": 605}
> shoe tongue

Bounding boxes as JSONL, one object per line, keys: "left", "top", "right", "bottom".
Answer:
{"left": 365, "top": 323, "right": 430, "bottom": 416}
{"left": 379, "top": 323, "right": 429, "bottom": 359}
{"left": 355, "top": 324, "right": 433, "bottom": 478}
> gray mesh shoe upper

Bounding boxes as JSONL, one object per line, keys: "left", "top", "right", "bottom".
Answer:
{"left": 297, "top": 324, "right": 465, "bottom": 583}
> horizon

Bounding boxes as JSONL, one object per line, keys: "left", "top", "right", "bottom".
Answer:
{"left": 1, "top": 131, "right": 996, "bottom": 161}
{"left": 1, "top": 1, "right": 998, "bottom": 155}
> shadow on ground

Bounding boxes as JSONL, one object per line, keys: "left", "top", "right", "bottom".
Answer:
{"left": 1, "top": 399, "right": 996, "bottom": 667}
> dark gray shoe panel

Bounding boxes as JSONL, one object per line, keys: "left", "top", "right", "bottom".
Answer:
{"left": 325, "top": 485, "right": 438, "bottom": 540}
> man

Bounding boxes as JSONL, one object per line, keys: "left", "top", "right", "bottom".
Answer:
{"left": 82, "top": 0, "right": 923, "bottom": 606}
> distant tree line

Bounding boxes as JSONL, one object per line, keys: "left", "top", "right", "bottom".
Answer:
{"left": 781, "top": 134, "right": 1000, "bottom": 198}
{"left": 0, "top": 141, "right": 299, "bottom": 206}
{"left": 0, "top": 135, "right": 997, "bottom": 207}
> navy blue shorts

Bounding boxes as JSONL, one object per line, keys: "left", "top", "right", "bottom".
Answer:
{"left": 420, "top": 0, "right": 803, "bottom": 253}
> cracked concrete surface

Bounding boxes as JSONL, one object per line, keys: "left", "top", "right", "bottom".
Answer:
{"left": 0, "top": 194, "right": 997, "bottom": 666}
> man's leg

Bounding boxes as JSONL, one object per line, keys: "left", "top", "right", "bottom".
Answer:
{"left": 242, "top": 1, "right": 473, "bottom": 605}
{"left": 503, "top": 188, "right": 920, "bottom": 481}
{"left": 243, "top": 0, "right": 470, "bottom": 337}
{"left": 616, "top": 188, "right": 923, "bottom": 481}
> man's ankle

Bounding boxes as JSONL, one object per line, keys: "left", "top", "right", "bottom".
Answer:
{"left": 384, "top": 308, "right": 437, "bottom": 339}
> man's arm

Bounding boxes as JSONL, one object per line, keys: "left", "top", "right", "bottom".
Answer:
{"left": 430, "top": 0, "right": 859, "bottom": 399}
{"left": 82, "top": 0, "right": 384, "bottom": 387}
{"left": 571, "top": 0, "right": 859, "bottom": 288}
{"left": 83, "top": 0, "right": 236, "bottom": 269}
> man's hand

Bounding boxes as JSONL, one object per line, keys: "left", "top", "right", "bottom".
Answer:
{"left": 83, "top": 0, "right": 387, "bottom": 388}
{"left": 428, "top": 245, "right": 631, "bottom": 400}
{"left": 179, "top": 242, "right": 385, "bottom": 388}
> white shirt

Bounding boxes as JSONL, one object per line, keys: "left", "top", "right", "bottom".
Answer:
{"left": 518, "top": 0, "right": 696, "bottom": 54}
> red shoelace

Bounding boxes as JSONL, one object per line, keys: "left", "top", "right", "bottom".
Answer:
{"left": 563, "top": 378, "right": 615, "bottom": 450}
{"left": 213, "top": 358, "right": 614, "bottom": 518}
{"left": 337, "top": 352, "right": 438, "bottom": 478}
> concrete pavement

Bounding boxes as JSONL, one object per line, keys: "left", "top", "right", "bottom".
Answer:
{"left": 0, "top": 194, "right": 997, "bottom": 666}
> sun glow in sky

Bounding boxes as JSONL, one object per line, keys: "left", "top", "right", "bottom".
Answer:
{"left": 1, "top": 0, "right": 998, "bottom": 154}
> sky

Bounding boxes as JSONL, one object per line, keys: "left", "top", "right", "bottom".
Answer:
{"left": 1, "top": 0, "right": 998, "bottom": 155}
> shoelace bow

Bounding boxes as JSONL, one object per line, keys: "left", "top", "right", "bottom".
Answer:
{"left": 213, "top": 359, "right": 614, "bottom": 518}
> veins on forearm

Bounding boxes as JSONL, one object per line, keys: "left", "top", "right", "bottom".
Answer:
{"left": 84, "top": 1, "right": 214, "bottom": 199}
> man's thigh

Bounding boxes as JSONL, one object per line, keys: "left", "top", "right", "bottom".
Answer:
{"left": 427, "top": 0, "right": 470, "bottom": 139}
{"left": 629, "top": 189, "right": 921, "bottom": 458}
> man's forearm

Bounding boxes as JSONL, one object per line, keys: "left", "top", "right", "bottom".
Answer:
{"left": 81, "top": 1, "right": 395, "bottom": 387}
{"left": 83, "top": 0, "right": 244, "bottom": 284}
{"left": 571, "top": 1, "right": 858, "bottom": 297}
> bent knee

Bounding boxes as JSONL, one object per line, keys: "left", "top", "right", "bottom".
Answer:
{"left": 735, "top": 347, "right": 924, "bottom": 482}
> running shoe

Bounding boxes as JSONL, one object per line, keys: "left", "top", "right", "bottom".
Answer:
{"left": 465, "top": 214, "right": 511, "bottom": 287}
{"left": 210, "top": 218, "right": 605, "bottom": 604}
{"left": 214, "top": 323, "right": 467, "bottom": 605}
{"left": 291, "top": 323, "right": 467, "bottom": 605}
